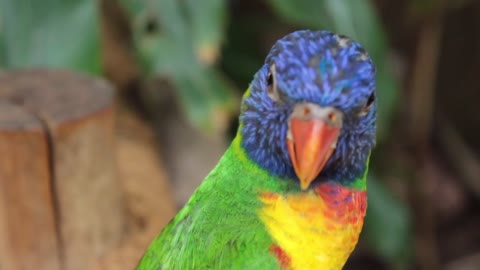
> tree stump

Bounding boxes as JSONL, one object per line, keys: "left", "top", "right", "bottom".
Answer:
{"left": 90, "top": 109, "right": 177, "bottom": 270}
{"left": 0, "top": 69, "right": 126, "bottom": 270}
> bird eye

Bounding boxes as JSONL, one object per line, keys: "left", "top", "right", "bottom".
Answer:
{"left": 267, "top": 72, "right": 273, "bottom": 87}
{"left": 359, "top": 92, "right": 375, "bottom": 116}
{"left": 266, "top": 64, "right": 280, "bottom": 101}
{"left": 366, "top": 92, "right": 375, "bottom": 108}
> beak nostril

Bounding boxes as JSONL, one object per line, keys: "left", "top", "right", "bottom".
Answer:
{"left": 292, "top": 104, "right": 342, "bottom": 128}
{"left": 303, "top": 107, "right": 311, "bottom": 116}
{"left": 328, "top": 112, "right": 336, "bottom": 122}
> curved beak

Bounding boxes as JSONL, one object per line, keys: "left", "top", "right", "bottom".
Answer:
{"left": 287, "top": 103, "right": 342, "bottom": 190}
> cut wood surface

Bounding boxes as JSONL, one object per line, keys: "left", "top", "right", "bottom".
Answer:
{"left": 91, "top": 109, "right": 177, "bottom": 270}
{"left": 0, "top": 69, "right": 125, "bottom": 270}
{"left": 0, "top": 103, "right": 60, "bottom": 270}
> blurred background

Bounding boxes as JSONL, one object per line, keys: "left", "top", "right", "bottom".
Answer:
{"left": 1, "top": 0, "right": 480, "bottom": 269}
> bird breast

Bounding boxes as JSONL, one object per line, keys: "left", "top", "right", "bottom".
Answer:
{"left": 259, "top": 182, "right": 367, "bottom": 270}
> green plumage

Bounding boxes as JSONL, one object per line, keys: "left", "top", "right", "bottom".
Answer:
{"left": 136, "top": 137, "right": 296, "bottom": 269}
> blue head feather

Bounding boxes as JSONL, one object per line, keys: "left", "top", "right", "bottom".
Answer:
{"left": 240, "top": 30, "right": 377, "bottom": 185}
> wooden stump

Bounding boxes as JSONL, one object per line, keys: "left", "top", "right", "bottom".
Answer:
{"left": 91, "top": 110, "right": 177, "bottom": 270}
{"left": 0, "top": 103, "right": 60, "bottom": 270}
{"left": 0, "top": 70, "right": 126, "bottom": 270}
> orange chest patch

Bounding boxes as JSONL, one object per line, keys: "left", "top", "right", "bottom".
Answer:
{"left": 259, "top": 183, "right": 367, "bottom": 270}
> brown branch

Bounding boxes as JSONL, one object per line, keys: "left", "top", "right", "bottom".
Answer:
{"left": 407, "top": 15, "right": 444, "bottom": 270}
{"left": 437, "top": 118, "right": 480, "bottom": 198}
{"left": 445, "top": 252, "right": 480, "bottom": 270}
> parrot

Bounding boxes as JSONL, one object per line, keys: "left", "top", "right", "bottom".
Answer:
{"left": 137, "top": 30, "right": 377, "bottom": 270}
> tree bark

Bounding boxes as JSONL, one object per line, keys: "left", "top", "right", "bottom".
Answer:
{"left": 0, "top": 69, "right": 125, "bottom": 270}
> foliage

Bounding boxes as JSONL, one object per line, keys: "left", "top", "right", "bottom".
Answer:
{"left": 119, "top": 0, "right": 237, "bottom": 133}
{"left": 364, "top": 174, "right": 412, "bottom": 268}
{"left": 0, "top": 0, "right": 100, "bottom": 73}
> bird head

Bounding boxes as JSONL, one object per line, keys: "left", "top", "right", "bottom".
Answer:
{"left": 240, "top": 30, "right": 376, "bottom": 190}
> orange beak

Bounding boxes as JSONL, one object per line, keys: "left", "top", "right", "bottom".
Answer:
{"left": 287, "top": 103, "right": 342, "bottom": 190}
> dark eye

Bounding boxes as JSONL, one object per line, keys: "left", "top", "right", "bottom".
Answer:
{"left": 267, "top": 72, "right": 273, "bottom": 87}
{"left": 266, "top": 64, "right": 280, "bottom": 101}
{"left": 366, "top": 92, "right": 375, "bottom": 108}
{"left": 359, "top": 92, "right": 375, "bottom": 116}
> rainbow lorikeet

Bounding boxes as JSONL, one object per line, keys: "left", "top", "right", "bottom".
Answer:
{"left": 137, "top": 30, "right": 376, "bottom": 270}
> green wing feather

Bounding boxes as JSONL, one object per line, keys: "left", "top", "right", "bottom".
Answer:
{"left": 136, "top": 137, "right": 295, "bottom": 269}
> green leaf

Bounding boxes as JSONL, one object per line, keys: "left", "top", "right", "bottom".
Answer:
{"left": 120, "top": 0, "right": 191, "bottom": 75}
{"left": 221, "top": 15, "right": 269, "bottom": 87}
{"left": 119, "top": 0, "right": 236, "bottom": 133}
{"left": 267, "top": 0, "right": 399, "bottom": 142}
{"left": 121, "top": 0, "right": 228, "bottom": 72}
{"left": 185, "top": 0, "right": 227, "bottom": 65}
{"left": 173, "top": 68, "right": 238, "bottom": 133}
{"left": 267, "top": 0, "right": 334, "bottom": 30}
{"left": 0, "top": 0, "right": 100, "bottom": 73}
{"left": 0, "top": 11, "right": 5, "bottom": 66}
{"left": 364, "top": 174, "right": 413, "bottom": 268}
